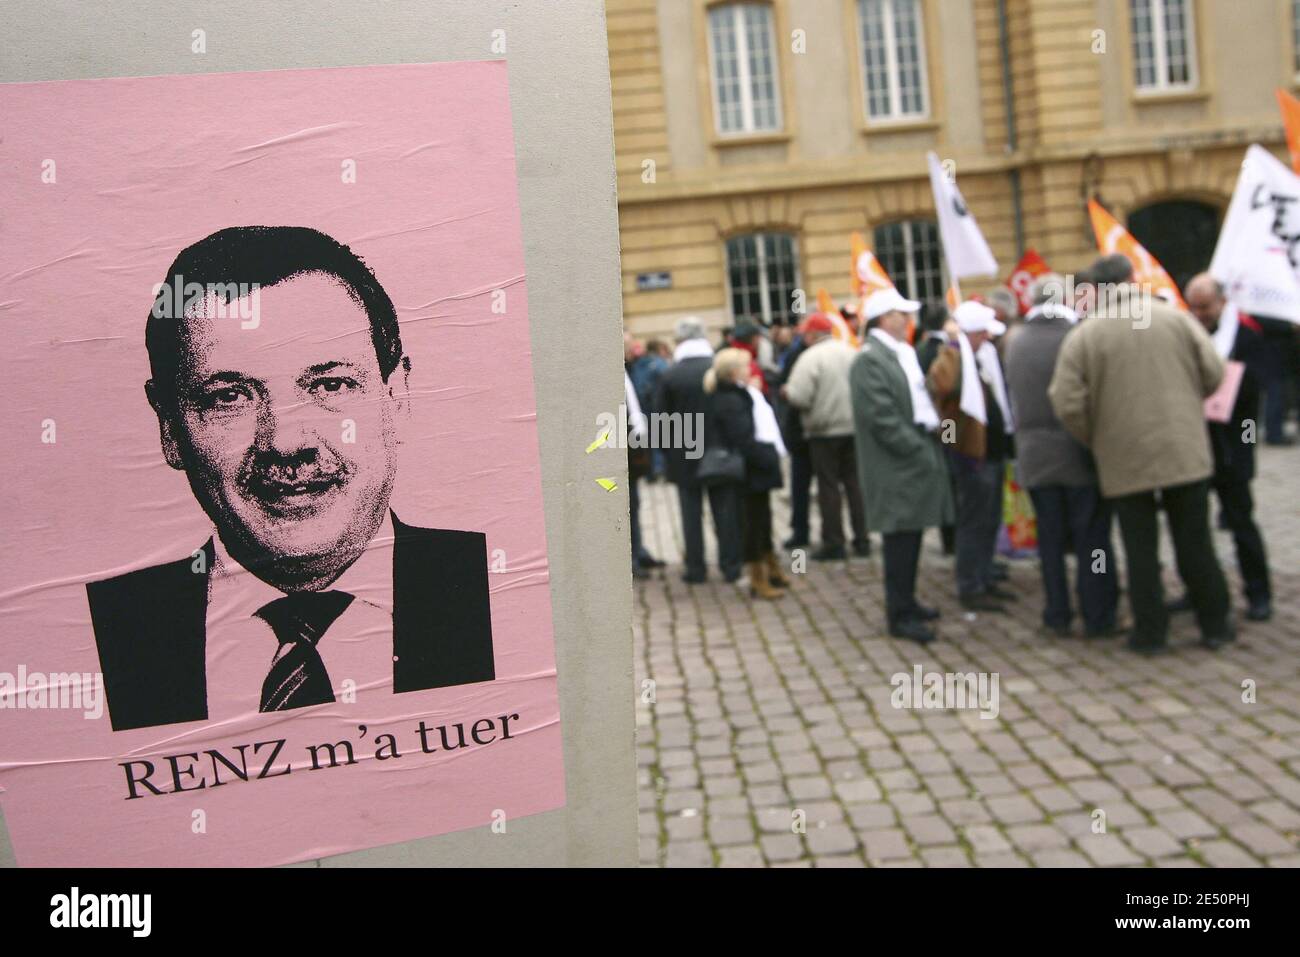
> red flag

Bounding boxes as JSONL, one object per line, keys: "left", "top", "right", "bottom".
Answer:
{"left": 1006, "top": 249, "right": 1052, "bottom": 314}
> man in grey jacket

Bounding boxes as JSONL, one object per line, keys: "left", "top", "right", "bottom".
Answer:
{"left": 784, "top": 313, "right": 868, "bottom": 561}
{"left": 1004, "top": 275, "right": 1118, "bottom": 638}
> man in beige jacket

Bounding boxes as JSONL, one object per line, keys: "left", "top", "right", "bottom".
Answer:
{"left": 784, "top": 313, "right": 868, "bottom": 561}
{"left": 1048, "top": 255, "right": 1232, "bottom": 655}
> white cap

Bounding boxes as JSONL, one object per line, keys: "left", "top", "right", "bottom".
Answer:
{"left": 863, "top": 287, "right": 921, "bottom": 320}
{"left": 953, "top": 300, "right": 1007, "bottom": 336}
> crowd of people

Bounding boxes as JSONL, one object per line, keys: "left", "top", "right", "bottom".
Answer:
{"left": 623, "top": 253, "right": 1297, "bottom": 654}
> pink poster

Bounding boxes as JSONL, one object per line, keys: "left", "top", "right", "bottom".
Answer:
{"left": 1204, "top": 359, "right": 1245, "bottom": 424}
{"left": 0, "top": 61, "right": 564, "bottom": 866}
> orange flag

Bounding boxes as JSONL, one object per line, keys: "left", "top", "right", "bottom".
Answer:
{"left": 851, "top": 234, "right": 895, "bottom": 339}
{"left": 817, "top": 288, "right": 837, "bottom": 315}
{"left": 851, "top": 232, "right": 870, "bottom": 297}
{"left": 1087, "top": 199, "right": 1187, "bottom": 309}
{"left": 1277, "top": 88, "right": 1300, "bottom": 173}
{"left": 816, "top": 288, "right": 859, "bottom": 348}
{"left": 851, "top": 234, "right": 914, "bottom": 340}
{"left": 851, "top": 233, "right": 896, "bottom": 296}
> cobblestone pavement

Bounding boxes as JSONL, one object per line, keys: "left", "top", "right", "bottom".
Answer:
{"left": 633, "top": 444, "right": 1300, "bottom": 867}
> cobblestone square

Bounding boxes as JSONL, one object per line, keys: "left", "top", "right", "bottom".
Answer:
{"left": 634, "top": 445, "right": 1300, "bottom": 867}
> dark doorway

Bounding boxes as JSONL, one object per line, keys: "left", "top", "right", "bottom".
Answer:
{"left": 1127, "top": 200, "right": 1220, "bottom": 293}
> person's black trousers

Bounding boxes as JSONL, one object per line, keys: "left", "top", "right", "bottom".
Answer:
{"left": 1212, "top": 477, "right": 1271, "bottom": 604}
{"left": 1027, "top": 483, "right": 1119, "bottom": 634}
{"left": 788, "top": 441, "right": 812, "bottom": 543}
{"left": 743, "top": 490, "right": 773, "bottom": 563}
{"left": 808, "top": 435, "right": 866, "bottom": 549}
{"left": 883, "top": 530, "right": 924, "bottom": 628}
{"left": 1111, "top": 479, "right": 1230, "bottom": 647}
{"left": 940, "top": 464, "right": 958, "bottom": 554}
{"left": 676, "top": 480, "right": 742, "bottom": 580}
{"left": 950, "top": 454, "right": 1003, "bottom": 598}
{"left": 1262, "top": 369, "right": 1287, "bottom": 444}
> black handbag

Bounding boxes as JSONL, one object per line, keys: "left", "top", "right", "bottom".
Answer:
{"left": 695, "top": 445, "right": 745, "bottom": 486}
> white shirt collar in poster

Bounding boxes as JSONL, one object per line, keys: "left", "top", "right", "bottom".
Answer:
{"left": 205, "top": 513, "right": 396, "bottom": 721}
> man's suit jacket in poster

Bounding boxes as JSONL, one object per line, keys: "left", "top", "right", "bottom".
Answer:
{"left": 86, "top": 512, "right": 495, "bottom": 732}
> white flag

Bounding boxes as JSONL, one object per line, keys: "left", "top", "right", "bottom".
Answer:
{"left": 1209, "top": 144, "right": 1300, "bottom": 324}
{"left": 926, "top": 151, "right": 998, "bottom": 280}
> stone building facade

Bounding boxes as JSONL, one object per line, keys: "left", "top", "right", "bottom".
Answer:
{"left": 608, "top": 0, "right": 1295, "bottom": 337}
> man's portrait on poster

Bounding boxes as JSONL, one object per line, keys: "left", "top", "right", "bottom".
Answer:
{"left": 86, "top": 226, "right": 496, "bottom": 733}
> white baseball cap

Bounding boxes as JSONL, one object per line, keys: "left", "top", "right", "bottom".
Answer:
{"left": 863, "top": 287, "right": 921, "bottom": 320}
{"left": 953, "top": 300, "right": 1007, "bottom": 336}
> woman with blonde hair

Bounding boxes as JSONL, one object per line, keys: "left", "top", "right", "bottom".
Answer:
{"left": 703, "top": 347, "right": 788, "bottom": 599}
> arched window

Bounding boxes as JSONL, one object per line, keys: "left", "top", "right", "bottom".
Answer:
{"left": 856, "top": 0, "right": 929, "bottom": 122}
{"left": 708, "top": 2, "right": 782, "bottom": 135}
{"left": 872, "top": 219, "right": 945, "bottom": 303}
{"left": 1127, "top": 200, "right": 1219, "bottom": 292}
{"left": 725, "top": 232, "right": 800, "bottom": 326}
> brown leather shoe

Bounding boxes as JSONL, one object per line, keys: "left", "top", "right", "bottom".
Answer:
{"left": 748, "top": 561, "right": 784, "bottom": 600}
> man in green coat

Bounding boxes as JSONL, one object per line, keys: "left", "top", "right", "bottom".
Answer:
{"left": 851, "top": 289, "right": 956, "bottom": 644}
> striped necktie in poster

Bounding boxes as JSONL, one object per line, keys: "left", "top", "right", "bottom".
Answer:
{"left": 255, "top": 590, "right": 355, "bottom": 712}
